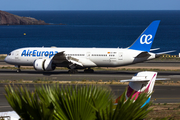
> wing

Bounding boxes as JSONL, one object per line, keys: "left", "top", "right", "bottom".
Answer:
{"left": 52, "top": 51, "right": 67, "bottom": 63}
{"left": 52, "top": 51, "right": 96, "bottom": 68}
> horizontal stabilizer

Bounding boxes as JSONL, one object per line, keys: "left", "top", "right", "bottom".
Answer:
{"left": 120, "top": 79, "right": 149, "bottom": 82}
{"left": 120, "top": 77, "right": 169, "bottom": 82}
{"left": 156, "top": 50, "right": 176, "bottom": 57}
{"left": 156, "top": 78, "right": 170, "bottom": 80}
{"left": 150, "top": 48, "right": 160, "bottom": 51}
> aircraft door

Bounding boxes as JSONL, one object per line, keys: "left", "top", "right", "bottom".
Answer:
{"left": 118, "top": 52, "right": 123, "bottom": 60}
{"left": 15, "top": 51, "right": 19, "bottom": 60}
{"left": 86, "top": 52, "right": 91, "bottom": 59}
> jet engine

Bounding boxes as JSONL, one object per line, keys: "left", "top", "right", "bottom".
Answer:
{"left": 33, "top": 59, "right": 56, "bottom": 71}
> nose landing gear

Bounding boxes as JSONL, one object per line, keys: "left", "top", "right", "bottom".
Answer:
{"left": 15, "top": 65, "right": 21, "bottom": 73}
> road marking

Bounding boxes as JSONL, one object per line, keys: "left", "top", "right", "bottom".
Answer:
{"left": 0, "top": 106, "right": 11, "bottom": 108}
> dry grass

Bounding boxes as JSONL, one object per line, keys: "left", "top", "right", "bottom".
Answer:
{"left": 147, "top": 103, "right": 180, "bottom": 120}
{"left": 1, "top": 65, "right": 180, "bottom": 72}
{"left": 1, "top": 79, "right": 180, "bottom": 86}
{"left": 0, "top": 79, "right": 129, "bottom": 85}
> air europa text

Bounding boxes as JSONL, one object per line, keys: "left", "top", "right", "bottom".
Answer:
{"left": 21, "top": 50, "right": 58, "bottom": 58}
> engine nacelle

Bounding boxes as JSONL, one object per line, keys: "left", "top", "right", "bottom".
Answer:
{"left": 33, "top": 59, "right": 56, "bottom": 71}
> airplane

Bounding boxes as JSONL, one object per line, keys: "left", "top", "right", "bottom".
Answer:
{"left": 4, "top": 20, "right": 174, "bottom": 73}
{"left": 115, "top": 71, "right": 168, "bottom": 106}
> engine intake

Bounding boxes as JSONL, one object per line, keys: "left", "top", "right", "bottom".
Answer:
{"left": 33, "top": 59, "right": 56, "bottom": 71}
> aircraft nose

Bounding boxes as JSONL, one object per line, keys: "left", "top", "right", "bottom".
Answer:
{"left": 4, "top": 56, "right": 9, "bottom": 63}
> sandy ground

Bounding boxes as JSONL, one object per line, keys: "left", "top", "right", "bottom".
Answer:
{"left": 146, "top": 103, "right": 180, "bottom": 120}
{"left": 107, "top": 66, "right": 180, "bottom": 70}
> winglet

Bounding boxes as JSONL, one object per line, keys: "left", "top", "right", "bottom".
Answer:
{"left": 129, "top": 20, "right": 160, "bottom": 52}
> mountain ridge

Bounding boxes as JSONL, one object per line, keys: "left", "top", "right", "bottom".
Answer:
{"left": 0, "top": 10, "right": 48, "bottom": 25}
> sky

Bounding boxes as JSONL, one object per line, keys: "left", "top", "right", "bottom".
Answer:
{"left": 0, "top": 0, "right": 180, "bottom": 11}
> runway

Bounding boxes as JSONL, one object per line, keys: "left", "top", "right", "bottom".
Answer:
{"left": 0, "top": 60, "right": 180, "bottom": 111}
{"left": 1, "top": 68, "right": 180, "bottom": 82}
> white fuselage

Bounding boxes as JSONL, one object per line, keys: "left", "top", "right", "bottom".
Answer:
{"left": 5, "top": 47, "right": 156, "bottom": 68}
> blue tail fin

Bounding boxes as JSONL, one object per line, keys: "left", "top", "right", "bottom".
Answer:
{"left": 128, "top": 20, "right": 160, "bottom": 52}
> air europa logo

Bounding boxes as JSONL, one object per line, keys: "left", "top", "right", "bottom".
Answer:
{"left": 21, "top": 50, "right": 58, "bottom": 58}
{"left": 140, "top": 34, "right": 153, "bottom": 44}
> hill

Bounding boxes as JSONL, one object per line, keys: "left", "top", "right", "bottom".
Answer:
{"left": 0, "top": 10, "right": 48, "bottom": 25}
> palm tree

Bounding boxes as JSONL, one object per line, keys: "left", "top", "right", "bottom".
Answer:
{"left": 5, "top": 84, "right": 152, "bottom": 120}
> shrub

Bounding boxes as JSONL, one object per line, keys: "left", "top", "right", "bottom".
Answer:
{"left": 5, "top": 84, "right": 152, "bottom": 120}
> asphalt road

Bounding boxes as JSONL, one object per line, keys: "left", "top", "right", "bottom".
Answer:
{"left": 1, "top": 69, "right": 180, "bottom": 82}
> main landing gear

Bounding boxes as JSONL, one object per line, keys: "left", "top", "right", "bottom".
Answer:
{"left": 84, "top": 67, "right": 94, "bottom": 73}
{"left": 68, "top": 68, "right": 94, "bottom": 74}
{"left": 68, "top": 69, "right": 78, "bottom": 74}
{"left": 15, "top": 65, "right": 21, "bottom": 73}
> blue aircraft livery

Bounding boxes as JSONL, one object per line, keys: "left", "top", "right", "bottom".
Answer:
{"left": 21, "top": 50, "right": 58, "bottom": 58}
{"left": 128, "top": 20, "right": 160, "bottom": 52}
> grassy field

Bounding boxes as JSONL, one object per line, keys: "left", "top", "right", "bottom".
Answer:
{"left": 0, "top": 55, "right": 6, "bottom": 60}
{"left": 0, "top": 78, "right": 180, "bottom": 86}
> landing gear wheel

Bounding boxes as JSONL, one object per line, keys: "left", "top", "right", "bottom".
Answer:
{"left": 16, "top": 65, "right": 21, "bottom": 73}
{"left": 84, "top": 68, "right": 94, "bottom": 73}
{"left": 68, "top": 69, "right": 78, "bottom": 74}
{"left": 17, "top": 69, "right": 21, "bottom": 73}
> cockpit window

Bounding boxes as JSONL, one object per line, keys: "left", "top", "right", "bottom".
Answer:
{"left": 134, "top": 73, "right": 138, "bottom": 76}
{"left": 8, "top": 53, "right": 11, "bottom": 56}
